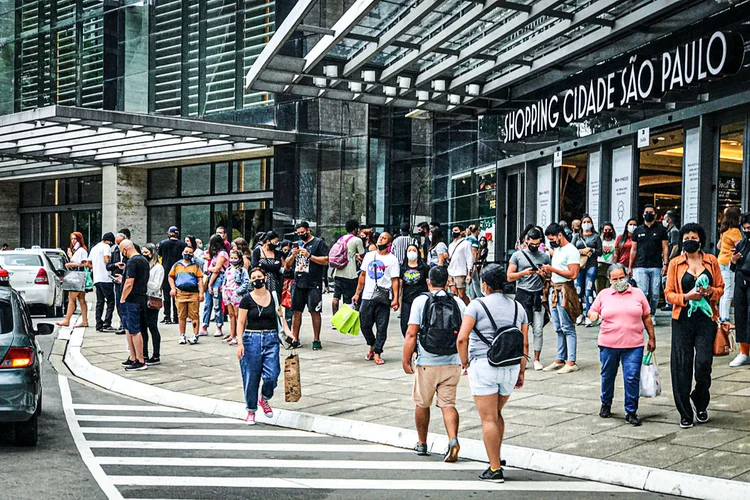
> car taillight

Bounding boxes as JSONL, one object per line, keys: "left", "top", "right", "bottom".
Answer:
{"left": 35, "top": 268, "right": 49, "bottom": 285}
{"left": 0, "top": 347, "right": 34, "bottom": 368}
{"left": 0, "top": 269, "right": 8, "bottom": 286}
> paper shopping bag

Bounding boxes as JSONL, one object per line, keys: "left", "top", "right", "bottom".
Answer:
{"left": 332, "top": 304, "right": 360, "bottom": 335}
{"left": 284, "top": 352, "right": 301, "bottom": 402}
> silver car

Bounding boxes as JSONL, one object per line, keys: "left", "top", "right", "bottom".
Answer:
{"left": 0, "top": 250, "right": 64, "bottom": 317}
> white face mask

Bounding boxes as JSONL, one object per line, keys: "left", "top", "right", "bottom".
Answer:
{"left": 627, "top": 224, "right": 637, "bottom": 233}
{"left": 582, "top": 223, "right": 593, "bottom": 232}
{"left": 407, "top": 251, "right": 418, "bottom": 262}
{"left": 662, "top": 220, "right": 669, "bottom": 228}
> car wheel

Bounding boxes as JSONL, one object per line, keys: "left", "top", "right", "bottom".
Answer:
{"left": 14, "top": 414, "right": 38, "bottom": 446}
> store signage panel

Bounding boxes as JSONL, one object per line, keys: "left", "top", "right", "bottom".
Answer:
{"left": 553, "top": 151, "right": 562, "bottom": 168}
{"left": 588, "top": 151, "right": 601, "bottom": 228}
{"left": 683, "top": 127, "right": 701, "bottom": 224}
{"left": 536, "top": 164, "right": 552, "bottom": 228}
{"left": 637, "top": 128, "right": 650, "bottom": 148}
{"left": 610, "top": 146, "right": 633, "bottom": 231}
{"left": 503, "top": 31, "right": 744, "bottom": 143}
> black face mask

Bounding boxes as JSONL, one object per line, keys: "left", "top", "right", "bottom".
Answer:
{"left": 549, "top": 240, "right": 560, "bottom": 249}
{"left": 745, "top": 230, "right": 750, "bottom": 238}
{"left": 268, "top": 242, "right": 277, "bottom": 250}
{"left": 377, "top": 243, "right": 389, "bottom": 251}
{"left": 682, "top": 240, "right": 701, "bottom": 254}
{"left": 603, "top": 232, "right": 614, "bottom": 239}
{"left": 527, "top": 244, "right": 539, "bottom": 252}
{"left": 452, "top": 232, "right": 461, "bottom": 239}
{"left": 251, "top": 279, "right": 265, "bottom": 289}
{"left": 644, "top": 213, "right": 656, "bottom": 223}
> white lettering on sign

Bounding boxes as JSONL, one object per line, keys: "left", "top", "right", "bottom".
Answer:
{"left": 502, "top": 31, "right": 744, "bottom": 143}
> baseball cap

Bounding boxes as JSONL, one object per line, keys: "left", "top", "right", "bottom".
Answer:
{"left": 168, "top": 226, "right": 179, "bottom": 233}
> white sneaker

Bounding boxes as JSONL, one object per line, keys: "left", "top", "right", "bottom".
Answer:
{"left": 178, "top": 334, "right": 186, "bottom": 345}
{"left": 576, "top": 315, "right": 584, "bottom": 325}
{"left": 729, "top": 353, "right": 750, "bottom": 367}
{"left": 187, "top": 335, "right": 199, "bottom": 345}
{"left": 533, "top": 360, "right": 544, "bottom": 371}
{"left": 542, "top": 362, "right": 564, "bottom": 372}
{"left": 557, "top": 364, "right": 580, "bottom": 374}
{"left": 585, "top": 317, "right": 593, "bottom": 327}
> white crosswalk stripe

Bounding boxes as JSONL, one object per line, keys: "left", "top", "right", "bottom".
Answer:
{"left": 60, "top": 375, "right": 645, "bottom": 499}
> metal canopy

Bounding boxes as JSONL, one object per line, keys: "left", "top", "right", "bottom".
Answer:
{"left": 0, "top": 106, "right": 295, "bottom": 179}
{"left": 245, "top": 0, "right": 731, "bottom": 114}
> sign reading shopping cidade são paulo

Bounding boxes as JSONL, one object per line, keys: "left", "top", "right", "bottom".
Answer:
{"left": 502, "top": 31, "right": 744, "bottom": 143}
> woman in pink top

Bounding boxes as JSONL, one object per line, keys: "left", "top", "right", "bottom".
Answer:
{"left": 588, "top": 263, "right": 656, "bottom": 427}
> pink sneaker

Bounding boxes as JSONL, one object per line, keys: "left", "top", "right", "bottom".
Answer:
{"left": 259, "top": 398, "right": 273, "bottom": 418}
{"left": 213, "top": 329, "right": 224, "bottom": 338}
{"left": 245, "top": 411, "right": 256, "bottom": 425}
{"left": 197, "top": 329, "right": 209, "bottom": 337}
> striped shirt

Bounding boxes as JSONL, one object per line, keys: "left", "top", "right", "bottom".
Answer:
{"left": 391, "top": 235, "right": 417, "bottom": 267}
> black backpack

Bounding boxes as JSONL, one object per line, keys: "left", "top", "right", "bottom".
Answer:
{"left": 472, "top": 299, "right": 527, "bottom": 367}
{"left": 418, "top": 292, "right": 463, "bottom": 355}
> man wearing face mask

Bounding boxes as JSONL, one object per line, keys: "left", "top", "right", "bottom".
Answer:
{"left": 417, "top": 222, "right": 431, "bottom": 260}
{"left": 661, "top": 211, "right": 680, "bottom": 312}
{"left": 284, "top": 221, "right": 329, "bottom": 350}
{"left": 447, "top": 225, "right": 474, "bottom": 305}
{"left": 629, "top": 205, "right": 669, "bottom": 319}
{"left": 168, "top": 246, "right": 205, "bottom": 345}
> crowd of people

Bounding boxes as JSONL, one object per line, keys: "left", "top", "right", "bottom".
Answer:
{"left": 51, "top": 205, "right": 750, "bottom": 481}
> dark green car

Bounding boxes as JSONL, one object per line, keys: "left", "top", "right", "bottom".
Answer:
{"left": 0, "top": 269, "right": 54, "bottom": 446}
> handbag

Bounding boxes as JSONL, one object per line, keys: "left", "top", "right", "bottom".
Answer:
{"left": 62, "top": 270, "right": 86, "bottom": 292}
{"left": 370, "top": 284, "right": 391, "bottom": 306}
{"left": 284, "top": 352, "right": 301, "bottom": 402}
{"left": 579, "top": 240, "right": 589, "bottom": 268}
{"left": 281, "top": 278, "right": 293, "bottom": 309}
{"left": 714, "top": 321, "right": 735, "bottom": 356}
{"left": 147, "top": 296, "right": 163, "bottom": 310}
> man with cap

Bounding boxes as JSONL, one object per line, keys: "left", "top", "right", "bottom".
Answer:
{"left": 89, "top": 232, "right": 116, "bottom": 331}
{"left": 158, "top": 226, "right": 186, "bottom": 324}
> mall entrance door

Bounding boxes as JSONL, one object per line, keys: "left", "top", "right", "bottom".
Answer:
{"left": 498, "top": 167, "right": 525, "bottom": 262}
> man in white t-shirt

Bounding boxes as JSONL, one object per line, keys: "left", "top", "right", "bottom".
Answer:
{"left": 447, "top": 225, "right": 474, "bottom": 305}
{"left": 89, "top": 232, "right": 116, "bottom": 332}
{"left": 353, "top": 232, "right": 400, "bottom": 365}
{"left": 541, "top": 223, "right": 581, "bottom": 374}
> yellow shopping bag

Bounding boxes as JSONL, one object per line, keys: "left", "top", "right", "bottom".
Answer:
{"left": 331, "top": 303, "right": 360, "bottom": 336}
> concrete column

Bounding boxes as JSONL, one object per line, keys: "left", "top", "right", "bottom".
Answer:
{"left": 0, "top": 181, "right": 19, "bottom": 247}
{"left": 101, "top": 165, "right": 148, "bottom": 242}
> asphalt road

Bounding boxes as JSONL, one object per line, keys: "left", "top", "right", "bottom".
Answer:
{"left": 0, "top": 316, "right": 679, "bottom": 500}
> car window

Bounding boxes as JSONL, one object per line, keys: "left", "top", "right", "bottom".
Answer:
{"left": 0, "top": 301, "right": 13, "bottom": 334}
{"left": 0, "top": 254, "right": 43, "bottom": 267}
{"left": 47, "top": 254, "right": 64, "bottom": 271}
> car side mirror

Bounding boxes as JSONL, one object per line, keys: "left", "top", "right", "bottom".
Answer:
{"left": 36, "top": 323, "right": 54, "bottom": 336}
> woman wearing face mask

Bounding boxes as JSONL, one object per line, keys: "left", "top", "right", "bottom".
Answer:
{"left": 57, "top": 232, "right": 89, "bottom": 327}
{"left": 665, "top": 223, "right": 724, "bottom": 429}
{"left": 399, "top": 243, "right": 430, "bottom": 337}
{"left": 588, "top": 264, "right": 655, "bottom": 426}
{"left": 236, "top": 268, "right": 291, "bottom": 425}
{"left": 614, "top": 218, "right": 637, "bottom": 271}
{"left": 222, "top": 249, "right": 251, "bottom": 346}
{"left": 571, "top": 215, "right": 602, "bottom": 326}
{"left": 596, "top": 223, "right": 617, "bottom": 293}
{"left": 717, "top": 208, "right": 742, "bottom": 325}
{"left": 141, "top": 243, "right": 165, "bottom": 365}
{"left": 428, "top": 228, "right": 449, "bottom": 268}
{"left": 729, "top": 213, "right": 750, "bottom": 367}
{"left": 251, "top": 231, "right": 283, "bottom": 303}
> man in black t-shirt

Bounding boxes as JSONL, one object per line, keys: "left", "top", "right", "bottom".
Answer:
{"left": 159, "top": 226, "right": 187, "bottom": 324}
{"left": 119, "top": 240, "right": 150, "bottom": 371}
{"left": 629, "top": 204, "right": 669, "bottom": 317}
{"left": 284, "top": 221, "right": 329, "bottom": 350}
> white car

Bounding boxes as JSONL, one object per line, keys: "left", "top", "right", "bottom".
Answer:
{"left": 0, "top": 249, "right": 64, "bottom": 317}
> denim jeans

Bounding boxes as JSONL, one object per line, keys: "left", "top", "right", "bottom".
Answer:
{"left": 633, "top": 267, "right": 661, "bottom": 316}
{"left": 202, "top": 274, "right": 224, "bottom": 328}
{"left": 359, "top": 299, "right": 391, "bottom": 354}
{"left": 599, "top": 345, "right": 643, "bottom": 414}
{"left": 719, "top": 264, "right": 735, "bottom": 322}
{"left": 549, "top": 290, "right": 577, "bottom": 362}
{"left": 576, "top": 265, "right": 598, "bottom": 314}
{"left": 240, "top": 330, "right": 281, "bottom": 412}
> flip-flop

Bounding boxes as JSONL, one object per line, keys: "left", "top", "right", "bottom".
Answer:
{"left": 374, "top": 358, "right": 385, "bottom": 365}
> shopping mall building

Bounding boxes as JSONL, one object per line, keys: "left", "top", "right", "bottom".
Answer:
{"left": 0, "top": 0, "right": 748, "bottom": 262}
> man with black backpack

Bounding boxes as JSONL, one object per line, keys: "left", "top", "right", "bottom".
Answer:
{"left": 402, "top": 266, "right": 465, "bottom": 463}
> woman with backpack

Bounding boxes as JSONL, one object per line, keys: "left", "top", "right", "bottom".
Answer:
{"left": 399, "top": 243, "right": 430, "bottom": 337}
{"left": 457, "top": 264, "right": 529, "bottom": 483}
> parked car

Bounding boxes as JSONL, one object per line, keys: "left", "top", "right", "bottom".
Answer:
{"left": 0, "top": 249, "right": 64, "bottom": 317}
{"left": 40, "top": 247, "right": 69, "bottom": 313}
{"left": 0, "top": 269, "right": 54, "bottom": 446}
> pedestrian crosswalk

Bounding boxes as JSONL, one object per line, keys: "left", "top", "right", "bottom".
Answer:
{"left": 59, "top": 375, "right": 645, "bottom": 500}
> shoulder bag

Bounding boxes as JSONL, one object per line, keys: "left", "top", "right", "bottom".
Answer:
{"left": 714, "top": 321, "right": 735, "bottom": 356}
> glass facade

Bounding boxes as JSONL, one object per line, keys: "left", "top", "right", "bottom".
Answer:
{"left": 18, "top": 175, "right": 102, "bottom": 248}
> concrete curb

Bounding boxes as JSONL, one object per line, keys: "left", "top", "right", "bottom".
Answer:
{"left": 59, "top": 324, "right": 750, "bottom": 500}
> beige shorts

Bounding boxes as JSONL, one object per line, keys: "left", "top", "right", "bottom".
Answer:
{"left": 412, "top": 365, "right": 462, "bottom": 408}
{"left": 176, "top": 291, "right": 200, "bottom": 322}
{"left": 449, "top": 275, "right": 467, "bottom": 289}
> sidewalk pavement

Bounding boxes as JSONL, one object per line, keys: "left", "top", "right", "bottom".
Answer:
{"left": 78, "top": 294, "right": 750, "bottom": 483}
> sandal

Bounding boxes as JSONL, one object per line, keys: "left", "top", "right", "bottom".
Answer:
{"left": 227, "top": 338, "right": 238, "bottom": 345}
{"left": 374, "top": 358, "right": 385, "bottom": 365}
{"left": 365, "top": 351, "right": 375, "bottom": 361}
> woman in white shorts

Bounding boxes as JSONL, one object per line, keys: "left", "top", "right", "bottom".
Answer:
{"left": 458, "top": 264, "right": 528, "bottom": 483}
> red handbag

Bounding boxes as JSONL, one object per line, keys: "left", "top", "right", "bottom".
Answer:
{"left": 281, "top": 278, "right": 293, "bottom": 308}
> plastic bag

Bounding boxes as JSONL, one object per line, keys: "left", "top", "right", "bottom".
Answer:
{"left": 639, "top": 351, "right": 661, "bottom": 398}
{"left": 331, "top": 303, "right": 360, "bottom": 335}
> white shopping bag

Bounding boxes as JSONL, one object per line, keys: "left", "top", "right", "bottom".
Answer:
{"left": 639, "top": 351, "right": 661, "bottom": 398}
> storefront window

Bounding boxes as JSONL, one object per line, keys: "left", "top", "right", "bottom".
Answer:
{"left": 451, "top": 173, "right": 474, "bottom": 225}
{"left": 180, "top": 205, "right": 211, "bottom": 241}
{"left": 559, "top": 153, "right": 587, "bottom": 223}
{"left": 181, "top": 164, "right": 211, "bottom": 197}
{"left": 20, "top": 181, "right": 42, "bottom": 208}
{"left": 718, "top": 122, "right": 744, "bottom": 214}
{"left": 149, "top": 167, "right": 179, "bottom": 199}
{"left": 638, "top": 129, "right": 684, "bottom": 221}
{"left": 148, "top": 206, "right": 177, "bottom": 245}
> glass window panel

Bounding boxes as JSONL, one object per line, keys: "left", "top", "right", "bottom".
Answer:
{"left": 180, "top": 204, "right": 212, "bottom": 242}
{"left": 718, "top": 122, "right": 744, "bottom": 214}
{"left": 559, "top": 153, "right": 588, "bottom": 223}
{"left": 232, "top": 159, "right": 264, "bottom": 192}
{"left": 452, "top": 195, "right": 475, "bottom": 223}
{"left": 149, "top": 167, "right": 178, "bottom": 199}
{"left": 181, "top": 164, "right": 211, "bottom": 197}
{"left": 638, "top": 130, "right": 683, "bottom": 220}
{"left": 148, "top": 206, "right": 177, "bottom": 245}
{"left": 452, "top": 174, "right": 473, "bottom": 198}
{"left": 20, "top": 181, "right": 42, "bottom": 208}
{"left": 231, "top": 201, "right": 264, "bottom": 243}
{"left": 59, "top": 212, "right": 74, "bottom": 245}
{"left": 214, "top": 203, "right": 229, "bottom": 238}
{"left": 42, "top": 180, "right": 56, "bottom": 206}
{"left": 75, "top": 212, "right": 90, "bottom": 244}
{"left": 80, "top": 176, "right": 102, "bottom": 203}
{"left": 214, "top": 162, "right": 229, "bottom": 194}
{"left": 67, "top": 177, "right": 79, "bottom": 204}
